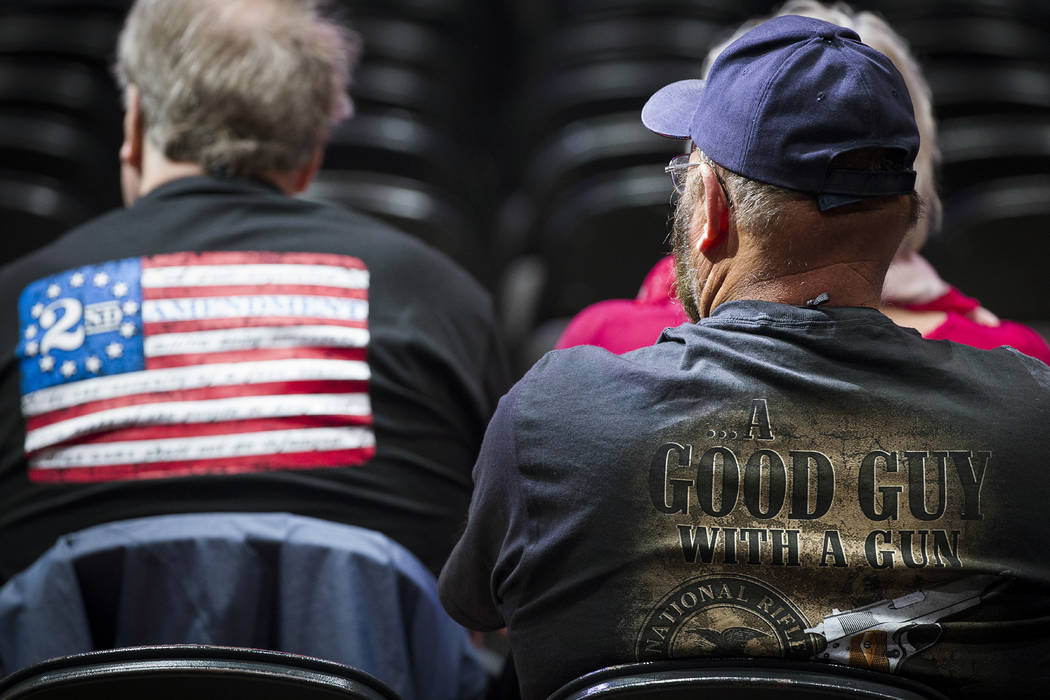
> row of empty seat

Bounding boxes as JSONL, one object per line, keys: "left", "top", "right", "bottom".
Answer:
{"left": 1, "top": 0, "right": 1048, "bottom": 365}
{"left": 0, "top": 1, "right": 126, "bottom": 262}
{"left": 304, "top": 0, "right": 509, "bottom": 283}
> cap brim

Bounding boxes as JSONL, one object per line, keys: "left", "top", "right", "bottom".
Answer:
{"left": 641, "top": 79, "right": 705, "bottom": 139}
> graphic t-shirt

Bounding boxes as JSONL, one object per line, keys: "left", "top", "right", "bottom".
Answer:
{"left": 0, "top": 176, "right": 509, "bottom": 580}
{"left": 440, "top": 300, "right": 1050, "bottom": 699}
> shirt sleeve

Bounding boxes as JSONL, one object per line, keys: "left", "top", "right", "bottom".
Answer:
{"left": 438, "top": 388, "right": 526, "bottom": 631}
{"left": 926, "top": 314, "right": 1050, "bottom": 365}
{"left": 480, "top": 320, "right": 512, "bottom": 420}
{"left": 898, "top": 286, "right": 980, "bottom": 314}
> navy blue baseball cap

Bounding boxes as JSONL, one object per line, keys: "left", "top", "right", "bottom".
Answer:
{"left": 642, "top": 15, "right": 919, "bottom": 210}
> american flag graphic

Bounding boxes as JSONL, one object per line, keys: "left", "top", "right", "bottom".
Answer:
{"left": 16, "top": 251, "right": 375, "bottom": 483}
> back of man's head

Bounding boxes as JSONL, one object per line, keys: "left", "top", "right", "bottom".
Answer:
{"left": 116, "top": 0, "right": 357, "bottom": 179}
{"left": 704, "top": 0, "right": 941, "bottom": 254}
{"left": 644, "top": 15, "right": 922, "bottom": 315}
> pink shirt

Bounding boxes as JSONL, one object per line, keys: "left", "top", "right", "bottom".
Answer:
{"left": 902, "top": 287, "right": 1050, "bottom": 364}
{"left": 555, "top": 256, "right": 686, "bottom": 354}
{"left": 556, "top": 256, "right": 1050, "bottom": 364}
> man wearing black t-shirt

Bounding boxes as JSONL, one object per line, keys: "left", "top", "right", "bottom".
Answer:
{"left": 0, "top": 0, "right": 508, "bottom": 582}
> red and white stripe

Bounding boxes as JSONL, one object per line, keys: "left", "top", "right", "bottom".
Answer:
{"left": 25, "top": 251, "right": 376, "bottom": 483}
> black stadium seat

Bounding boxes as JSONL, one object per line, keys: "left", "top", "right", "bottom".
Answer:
{"left": 0, "top": 173, "right": 96, "bottom": 263}
{"left": 303, "top": 170, "right": 485, "bottom": 278}
{"left": 938, "top": 114, "right": 1050, "bottom": 192}
{"left": 925, "top": 61, "right": 1050, "bottom": 120}
{"left": 0, "top": 13, "right": 124, "bottom": 65}
{"left": 538, "top": 165, "right": 672, "bottom": 318}
{"left": 925, "top": 175, "right": 1050, "bottom": 321}
{"left": 523, "top": 17, "right": 724, "bottom": 73}
{"left": 0, "top": 645, "right": 400, "bottom": 700}
{"left": 891, "top": 15, "right": 1050, "bottom": 63}
{"left": 0, "top": 112, "right": 120, "bottom": 208}
{"left": 547, "top": 658, "right": 950, "bottom": 700}
{"left": 0, "top": 58, "right": 122, "bottom": 143}
{"left": 522, "top": 112, "right": 684, "bottom": 204}
{"left": 510, "top": 59, "right": 701, "bottom": 159}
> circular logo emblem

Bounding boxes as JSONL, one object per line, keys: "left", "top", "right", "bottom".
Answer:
{"left": 636, "top": 573, "right": 823, "bottom": 660}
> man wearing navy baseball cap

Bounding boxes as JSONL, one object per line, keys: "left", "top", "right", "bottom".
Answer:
{"left": 441, "top": 15, "right": 1050, "bottom": 699}
{"left": 642, "top": 12, "right": 921, "bottom": 321}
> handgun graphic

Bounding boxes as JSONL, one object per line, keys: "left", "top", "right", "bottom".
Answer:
{"left": 804, "top": 575, "right": 1001, "bottom": 672}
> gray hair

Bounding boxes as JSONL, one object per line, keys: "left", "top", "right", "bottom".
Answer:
{"left": 116, "top": 0, "right": 359, "bottom": 177}
{"left": 700, "top": 0, "right": 940, "bottom": 251}
{"left": 703, "top": 154, "right": 809, "bottom": 239}
{"left": 685, "top": 144, "right": 919, "bottom": 249}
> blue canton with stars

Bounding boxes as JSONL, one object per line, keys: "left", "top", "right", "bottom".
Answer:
{"left": 17, "top": 257, "right": 146, "bottom": 395}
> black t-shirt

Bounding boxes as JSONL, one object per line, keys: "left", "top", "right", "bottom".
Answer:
{"left": 440, "top": 300, "right": 1050, "bottom": 699}
{"left": 0, "top": 175, "right": 509, "bottom": 580}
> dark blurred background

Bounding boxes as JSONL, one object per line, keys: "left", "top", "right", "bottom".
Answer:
{"left": 1, "top": 0, "right": 1048, "bottom": 377}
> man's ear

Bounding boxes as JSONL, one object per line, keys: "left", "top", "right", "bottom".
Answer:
{"left": 695, "top": 162, "right": 730, "bottom": 253}
{"left": 119, "top": 85, "right": 144, "bottom": 205}
{"left": 119, "top": 84, "right": 143, "bottom": 170}
{"left": 290, "top": 147, "right": 324, "bottom": 194}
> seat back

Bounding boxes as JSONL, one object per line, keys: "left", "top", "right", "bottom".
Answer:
{"left": 0, "top": 513, "right": 487, "bottom": 700}
{"left": 0, "top": 644, "right": 399, "bottom": 700}
{"left": 548, "top": 658, "right": 951, "bottom": 700}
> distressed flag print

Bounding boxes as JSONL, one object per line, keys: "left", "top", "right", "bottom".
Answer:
{"left": 16, "top": 251, "right": 375, "bottom": 483}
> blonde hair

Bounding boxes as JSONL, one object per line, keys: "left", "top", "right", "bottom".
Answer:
{"left": 701, "top": 0, "right": 941, "bottom": 252}
{"left": 116, "top": 0, "right": 359, "bottom": 177}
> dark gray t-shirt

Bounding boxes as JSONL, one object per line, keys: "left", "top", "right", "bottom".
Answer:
{"left": 440, "top": 300, "right": 1050, "bottom": 700}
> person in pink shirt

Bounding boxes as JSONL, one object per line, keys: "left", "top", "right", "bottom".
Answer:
{"left": 556, "top": 0, "right": 1050, "bottom": 364}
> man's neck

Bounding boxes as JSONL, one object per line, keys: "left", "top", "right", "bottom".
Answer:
{"left": 698, "top": 258, "right": 889, "bottom": 317}
{"left": 138, "top": 161, "right": 207, "bottom": 197}
{"left": 135, "top": 141, "right": 300, "bottom": 200}
{"left": 134, "top": 141, "right": 207, "bottom": 199}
